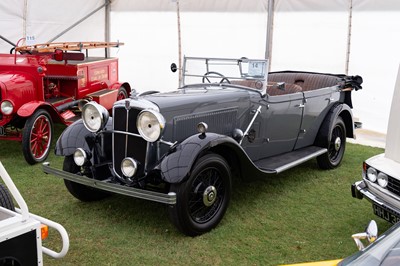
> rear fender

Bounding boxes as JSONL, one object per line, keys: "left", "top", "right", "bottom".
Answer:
{"left": 315, "top": 103, "right": 354, "bottom": 148}
{"left": 158, "top": 132, "right": 259, "bottom": 183}
{"left": 338, "top": 105, "right": 354, "bottom": 138}
{"left": 328, "top": 103, "right": 354, "bottom": 138}
{"left": 110, "top": 82, "right": 133, "bottom": 96}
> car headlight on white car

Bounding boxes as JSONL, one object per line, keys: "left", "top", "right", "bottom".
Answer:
{"left": 377, "top": 172, "right": 389, "bottom": 188}
{"left": 367, "top": 167, "right": 377, "bottom": 182}
{"left": 136, "top": 109, "right": 165, "bottom": 142}
{"left": 1, "top": 100, "right": 14, "bottom": 115}
{"left": 82, "top": 102, "right": 109, "bottom": 132}
{"left": 365, "top": 165, "right": 390, "bottom": 188}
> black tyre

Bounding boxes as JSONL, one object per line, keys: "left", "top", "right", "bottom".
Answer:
{"left": 316, "top": 116, "right": 346, "bottom": 169}
{"left": 22, "top": 109, "right": 53, "bottom": 165}
{"left": 63, "top": 156, "right": 109, "bottom": 202}
{"left": 0, "top": 183, "right": 15, "bottom": 211}
{"left": 117, "top": 86, "right": 128, "bottom": 101}
{"left": 168, "top": 153, "right": 231, "bottom": 236}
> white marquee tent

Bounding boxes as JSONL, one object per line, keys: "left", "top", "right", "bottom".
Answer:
{"left": 1, "top": 0, "right": 399, "bottom": 135}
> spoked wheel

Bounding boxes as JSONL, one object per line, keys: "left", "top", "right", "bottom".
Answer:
{"left": 317, "top": 116, "right": 346, "bottom": 169}
{"left": 117, "top": 86, "right": 128, "bottom": 101}
{"left": 22, "top": 109, "right": 53, "bottom": 165}
{"left": 0, "top": 183, "right": 15, "bottom": 211}
{"left": 168, "top": 153, "right": 231, "bottom": 236}
{"left": 202, "top": 71, "right": 231, "bottom": 84}
{"left": 63, "top": 156, "right": 110, "bottom": 202}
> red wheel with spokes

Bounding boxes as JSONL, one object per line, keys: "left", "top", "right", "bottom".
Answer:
{"left": 22, "top": 109, "right": 53, "bottom": 165}
{"left": 117, "top": 86, "right": 128, "bottom": 101}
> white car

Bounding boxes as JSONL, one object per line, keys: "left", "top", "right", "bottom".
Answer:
{"left": 352, "top": 65, "right": 400, "bottom": 224}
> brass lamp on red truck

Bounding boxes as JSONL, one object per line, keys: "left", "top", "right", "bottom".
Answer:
{"left": 0, "top": 41, "right": 132, "bottom": 164}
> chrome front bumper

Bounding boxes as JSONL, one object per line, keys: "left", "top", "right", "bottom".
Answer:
{"left": 42, "top": 162, "right": 176, "bottom": 205}
{"left": 352, "top": 180, "right": 400, "bottom": 218}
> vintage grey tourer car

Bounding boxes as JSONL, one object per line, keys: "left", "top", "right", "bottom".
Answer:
{"left": 43, "top": 57, "right": 362, "bottom": 236}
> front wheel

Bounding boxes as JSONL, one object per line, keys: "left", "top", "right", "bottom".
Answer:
{"left": 63, "top": 156, "right": 110, "bottom": 202}
{"left": 168, "top": 153, "right": 232, "bottom": 236}
{"left": 22, "top": 109, "right": 53, "bottom": 165}
{"left": 316, "top": 116, "right": 346, "bottom": 169}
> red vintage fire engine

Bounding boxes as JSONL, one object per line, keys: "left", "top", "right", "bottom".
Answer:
{"left": 0, "top": 41, "right": 132, "bottom": 164}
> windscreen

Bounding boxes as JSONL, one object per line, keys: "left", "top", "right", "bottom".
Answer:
{"left": 182, "top": 57, "right": 268, "bottom": 88}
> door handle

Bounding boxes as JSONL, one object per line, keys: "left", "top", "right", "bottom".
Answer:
{"left": 297, "top": 104, "right": 305, "bottom": 108}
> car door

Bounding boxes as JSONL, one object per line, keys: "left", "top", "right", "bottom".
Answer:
{"left": 260, "top": 92, "right": 304, "bottom": 158}
{"left": 241, "top": 91, "right": 304, "bottom": 161}
{"left": 294, "top": 87, "right": 337, "bottom": 149}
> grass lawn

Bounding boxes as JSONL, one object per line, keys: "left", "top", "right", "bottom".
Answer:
{"left": 0, "top": 128, "right": 389, "bottom": 265}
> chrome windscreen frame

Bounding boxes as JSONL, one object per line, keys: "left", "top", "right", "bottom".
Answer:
{"left": 181, "top": 56, "right": 269, "bottom": 95}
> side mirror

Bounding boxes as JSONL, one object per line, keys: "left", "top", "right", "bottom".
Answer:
{"left": 170, "top": 63, "right": 177, "bottom": 73}
{"left": 352, "top": 220, "right": 378, "bottom": 251}
{"left": 366, "top": 220, "right": 378, "bottom": 243}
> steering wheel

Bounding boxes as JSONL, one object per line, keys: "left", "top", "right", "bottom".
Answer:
{"left": 202, "top": 71, "right": 231, "bottom": 84}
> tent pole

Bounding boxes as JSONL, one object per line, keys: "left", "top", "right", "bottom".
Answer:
{"left": 47, "top": 0, "right": 111, "bottom": 43}
{"left": 176, "top": 0, "right": 183, "bottom": 87}
{"left": 345, "top": 0, "right": 353, "bottom": 75}
{"left": 265, "top": 0, "right": 275, "bottom": 71}
{"left": 105, "top": 0, "right": 111, "bottom": 57}
{"left": 23, "top": 0, "right": 28, "bottom": 43}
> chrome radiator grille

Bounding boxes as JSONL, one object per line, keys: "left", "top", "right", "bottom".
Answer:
{"left": 113, "top": 106, "right": 147, "bottom": 177}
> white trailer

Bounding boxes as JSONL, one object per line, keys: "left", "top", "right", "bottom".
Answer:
{"left": 0, "top": 161, "right": 69, "bottom": 265}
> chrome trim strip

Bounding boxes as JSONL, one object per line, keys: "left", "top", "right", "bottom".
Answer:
{"left": 113, "top": 130, "right": 174, "bottom": 147}
{"left": 275, "top": 148, "right": 327, "bottom": 173}
{"left": 113, "top": 130, "right": 141, "bottom": 138}
{"left": 124, "top": 109, "right": 129, "bottom": 158}
{"left": 240, "top": 105, "right": 262, "bottom": 145}
{"left": 43, "top": 162, "right": 176, "bottom": 205}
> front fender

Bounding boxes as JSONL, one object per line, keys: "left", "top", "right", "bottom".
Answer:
{"left": 17, "top": 101, "right": 61, "bottom": 123}
{"left": 54, "top": 119, "right": 91, "bottom": 156}
{"left": 18, "top": 101, "right": 50, "bottom": 117}
{"left": 158, "top": 132, "right": 255, "bottom": 183}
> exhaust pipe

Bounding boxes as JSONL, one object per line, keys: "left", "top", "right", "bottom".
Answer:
{"left": 56, "top": 99, "right": 89, "bottom": 112}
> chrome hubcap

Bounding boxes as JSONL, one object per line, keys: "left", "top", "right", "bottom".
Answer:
{"left": 334, "top": 137, "right": 341, "bottom": 151}
{"left": 203, "top": 186, "right": 217, "bottom": 207}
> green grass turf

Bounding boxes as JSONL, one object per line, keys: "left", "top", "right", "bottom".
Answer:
{"left": 0, "top": 129, "right": 389, "bottom": 265}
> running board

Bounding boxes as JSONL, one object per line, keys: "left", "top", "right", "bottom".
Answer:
{"left": 254, "top": 146, "right": 327, "bottom": 174}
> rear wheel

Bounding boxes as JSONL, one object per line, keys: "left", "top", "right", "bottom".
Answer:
{"left": 0, "top": 183, "right": 15, "bottom": 211}
{"left": 63, "top": 156, "right": 109, "bottom": 202}
{"left": 117, "top": 86, "right": 128, "bottom": 101}
{"left": 168, "top": 153, "right": 231, "bottom": 236}
{"left": 22, "top": 109, "right": 53, "bottom": 165}
{"left": 316, "top": 116, "right": 346, "bottom": 169}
